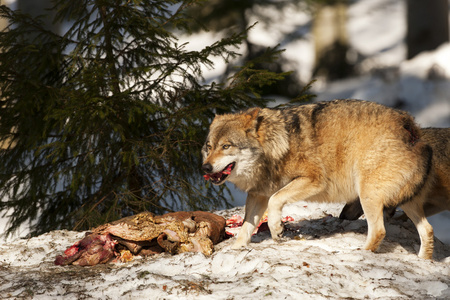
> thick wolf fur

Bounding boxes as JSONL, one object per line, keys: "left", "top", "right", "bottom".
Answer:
{"left": 202, "top": 100, "right": 435, "bottom": 259}
{"left": 340, "top": 127, "right": 450, "bottom": 221}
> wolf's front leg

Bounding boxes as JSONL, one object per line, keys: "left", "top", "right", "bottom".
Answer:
{"left": 231, "top": 193, "right": 268, "bottom": 249}
{"left": 267, "top": 196, "right": 285, "bottom": 241}
{"left": 267, "top": 177, "right": 325, "bottom": 242}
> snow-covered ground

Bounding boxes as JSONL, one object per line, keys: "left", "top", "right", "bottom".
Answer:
{"left": 1, "top": 202, "right": 449, "bottom": 299}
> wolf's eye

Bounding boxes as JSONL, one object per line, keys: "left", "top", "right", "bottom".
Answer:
{"left": 222, "top": 144, "right": 231, "bottom": 150}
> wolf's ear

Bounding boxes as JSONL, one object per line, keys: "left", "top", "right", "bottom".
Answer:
{"left": 244, "top": 107, "right": 260, "bottom": 122}
{"left": 251, "top": 109, "right": 289, "bottom": 161}
{"left": 243, "top": 108, "right": 261, "bottom": 130}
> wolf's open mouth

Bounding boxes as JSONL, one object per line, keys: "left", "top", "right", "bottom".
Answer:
{"left": 203, "top": 162, "right": 235, "bottom": 184}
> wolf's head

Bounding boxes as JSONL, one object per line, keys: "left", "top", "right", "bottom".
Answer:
{"left": 201, "top": 108, "right": 289, "bottom": 189}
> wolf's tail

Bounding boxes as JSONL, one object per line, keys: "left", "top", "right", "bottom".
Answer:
{"left": 395, "top": 118, "right": 433, "bottom": 206}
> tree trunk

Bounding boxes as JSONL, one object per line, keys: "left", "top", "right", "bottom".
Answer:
{"left": 312, "top": 1, "right": 353, "bottom": 80}
{"left": 406, "top": 0, "right": 449, "bottom": 59}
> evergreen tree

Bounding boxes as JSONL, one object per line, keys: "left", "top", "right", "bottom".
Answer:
{"left": 0, "top": 0, "right": 300, "bottom": 237}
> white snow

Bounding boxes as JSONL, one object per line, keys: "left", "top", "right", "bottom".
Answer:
{"left": 1, "top": 0, "right": 449, "bottom": 298}
{"left": 0, "top": 202, "right": 449, "bottom": 299}
{"left": 347, "top": 0, "right": 407, "bottom": 71}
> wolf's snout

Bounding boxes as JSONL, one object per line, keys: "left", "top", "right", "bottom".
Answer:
{"left": 202, "top": 163, "right": 213, "bottom": 173}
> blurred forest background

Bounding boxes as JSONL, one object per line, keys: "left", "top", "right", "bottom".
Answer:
{"left": 0, "top": 0, "right": 449, "bottom": 241}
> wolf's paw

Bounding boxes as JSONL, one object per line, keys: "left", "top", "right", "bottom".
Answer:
{"left": 231, "top": 239, "right": 249, "bottom": 250}
{"left": 272, "top": 236, "right": 289, "bottom": 245}
{"left": 418, "top": 249, "right": 433, "bottom": 260}
{"left": 269, "top": 222, "right": 284, "bottom": 241}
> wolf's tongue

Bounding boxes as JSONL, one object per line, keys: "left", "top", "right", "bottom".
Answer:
{"left": 222, "top": 164, "right": 233, "bottom": 175}
{"left": 203, "top": 164, "right": 233, "bottom": 181}
{"left": 203, "top": 172, "right": 223, "bottom": 181}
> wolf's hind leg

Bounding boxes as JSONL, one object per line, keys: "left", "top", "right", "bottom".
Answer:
{"left": 232, "top": 193, "right": 268, "bottom": 249}
{"left": 267, "top": 177, "right": 325, "bottom": 241}
{"left": 401, "top": 200, "right": 434, "bottom": 259}
{"left": 359, "top": 196, "right": 386, "bottom": 252}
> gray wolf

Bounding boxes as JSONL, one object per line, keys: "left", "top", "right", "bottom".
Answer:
{"left": 202, "top": 100, "right": 434, "bottom": 258}
{"left": 340, "top": 127, "right": 450, "bottom": 222}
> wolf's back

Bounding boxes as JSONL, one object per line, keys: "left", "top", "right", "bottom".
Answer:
{"left": 290, "top": 100, "right": 433, "bottom": 207}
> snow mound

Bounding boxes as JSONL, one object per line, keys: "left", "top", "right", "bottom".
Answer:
{"left": 1, "top": 202, "right": 449, "bottom": 299}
